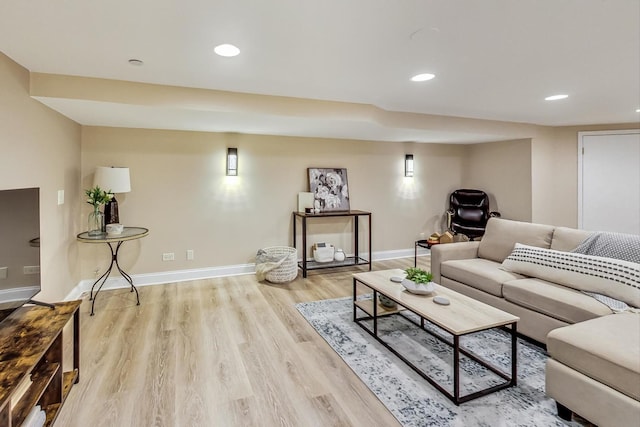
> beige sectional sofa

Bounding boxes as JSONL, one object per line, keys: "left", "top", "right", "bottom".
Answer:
{"left": 546, "top": 314, "right": 640, "bottom": 426}
{"left": 431, "top": 218, "right": 607, "bottom": 343}
{"left": 430, "top": 218, "right": 640, "bottom": 426}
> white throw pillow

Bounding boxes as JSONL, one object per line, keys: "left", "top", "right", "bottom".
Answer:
{"left": 501, "top": 243, "right": 640, "bottom": 308}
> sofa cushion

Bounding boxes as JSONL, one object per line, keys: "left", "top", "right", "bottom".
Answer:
{"left": 550, "top": 227, "right": 593, "bottom": 252}
{"left": 502, "top": 243, "right": 640, "bottom": 308}
{"left": 572, "top": 231, "right": 640, "bottom": 263}
{"left": 441, "top": 258, "right": 525, "bottom": 297}
{"left": 478, "top": 218, "right": 554, "bottom": 263}
{"left": 502, "top": 278, "right": 612, "bottom": 324}
{"left": 547, "top": 313, "right": 640, "bottom": 401}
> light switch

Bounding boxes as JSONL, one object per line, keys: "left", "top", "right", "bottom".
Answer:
{"left": 57, "top": 190, "right": 64, "bottom": 205}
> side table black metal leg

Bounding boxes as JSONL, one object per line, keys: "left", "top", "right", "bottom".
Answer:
{"left": 113, "top": 241, "right": 140, "bottom": 305}
{"left": 89, "top": 242, "right": 118, "bottom": 316}
{"left": 368, "top": 213, "right": 372, "bottom": 271}
{"left": 90, "top": 240, "right": 142, "bottom": 315}
{"left": 292, "top": 212, "right": 297, "bottom": 250}
{"left": 414, "top": 240, "right": 431, "bottom": 269}
{"left": 302, "top": 216, "right": 308, "bottom": 278}
{"left": 354, "top": 215, "right": 359, "bottom": 265}
{"left": 89, "top": 264, "right": 113, "bottom": 303}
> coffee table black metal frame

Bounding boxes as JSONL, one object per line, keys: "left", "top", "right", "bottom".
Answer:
{"left": 353, "top": 276, "right": 518, "bottom": 405}
{"left": 77, "top": 227, "right": 149, "bottom": 315}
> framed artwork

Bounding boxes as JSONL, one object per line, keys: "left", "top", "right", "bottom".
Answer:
{"left": 308, "top": 168, "right": 350, "bottom": 212}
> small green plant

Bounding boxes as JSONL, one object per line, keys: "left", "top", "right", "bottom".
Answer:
{"left": 404, "top": 267, "right": 433, "bottom": 284}
{"left": 85, "top": 186, "right": 113, "bottom": 208}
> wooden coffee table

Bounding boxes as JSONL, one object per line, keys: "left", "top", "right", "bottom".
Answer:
{"left": 353, "top": 269, "right": 519, "bottom": 405}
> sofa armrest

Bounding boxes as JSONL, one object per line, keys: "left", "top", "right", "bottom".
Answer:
{"left": 430, "top": 241, "right": 480, "bottom": 283}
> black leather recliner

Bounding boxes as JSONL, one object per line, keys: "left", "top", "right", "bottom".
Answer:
{"left": 446, "top": 189, "right": 500, "bottom": 240}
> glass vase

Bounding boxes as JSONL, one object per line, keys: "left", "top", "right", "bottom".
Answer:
{"left": 88, "top": 207, "right": 104, "bottom": 236}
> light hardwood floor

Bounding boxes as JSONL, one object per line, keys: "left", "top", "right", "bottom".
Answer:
{"left": 55, "top": 257, "right": 423, "bottom": 427}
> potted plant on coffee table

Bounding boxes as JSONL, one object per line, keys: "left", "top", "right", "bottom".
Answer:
{"left": 402, "top": 267, "right": 435, "bottom": 294}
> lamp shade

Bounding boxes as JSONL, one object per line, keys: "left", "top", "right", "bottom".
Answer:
{"left": 94, "top": 167, "right": 131, "bottom": 193}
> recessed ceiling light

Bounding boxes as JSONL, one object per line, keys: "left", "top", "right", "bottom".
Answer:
{"left": 411, "top": 73, "right": 435, "bottom": 82}
{"left": 214, "top": 44, "right": 240, "bottom": 57}
{"left": 128, "top": 59, "right": 144, "bottom": 66}
{"left": 545, "top": 94, "right": 568, "bottom": 101}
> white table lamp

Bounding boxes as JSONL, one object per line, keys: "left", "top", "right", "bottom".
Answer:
{"left": 94, "top": 166, "right": 131, "bottom": 225}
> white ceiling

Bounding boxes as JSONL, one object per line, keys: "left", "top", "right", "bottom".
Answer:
{"left": 1, "top": 0, "right": 639, "bottom": 143}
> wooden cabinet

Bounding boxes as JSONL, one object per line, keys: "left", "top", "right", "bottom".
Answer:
{"left": 0, "top": 301, "right": 81, "bottom": 427}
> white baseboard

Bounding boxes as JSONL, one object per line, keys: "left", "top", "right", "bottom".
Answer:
{"left": 0, "top": 286, "right": 41, "bottom": 304}
{"left": 64, "top": 263, "right": 255, "bottom": 301}
{"left": 65, "top": 248, "right": 429, "bottom": 301}
{"left": 373, "top": 247, "right": 430, "bottom": 261}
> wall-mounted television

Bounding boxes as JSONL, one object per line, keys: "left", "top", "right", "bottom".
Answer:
{"left": 0, "top": 187, "right": 41, "bottom": 322}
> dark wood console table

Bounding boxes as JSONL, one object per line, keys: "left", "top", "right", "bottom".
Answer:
{"left": 0, "top": 300, "right": 81, "bottom": 427}
{"left": 292, "top": 210, "right": 372, "bottom": 278}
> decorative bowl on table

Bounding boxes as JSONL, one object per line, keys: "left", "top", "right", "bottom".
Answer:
{"left": 401, "top": 279, "right": 435, "bottom": 295}
{"left": 106, "top": 223, "right": 124, "bottom": 235}
{"left": 378, "top": 294, "right": 397, "bottom": 309}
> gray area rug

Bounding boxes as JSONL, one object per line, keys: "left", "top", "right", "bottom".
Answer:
{"left": 296, "top": 297, "right": 580, "bottom": 427}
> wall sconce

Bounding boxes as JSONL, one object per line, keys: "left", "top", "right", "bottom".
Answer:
{"left": 405, "top": 154, "right": 414, "bottom": 177}
{"left": 227, "top": 148, "right": 238, "bottom": 176}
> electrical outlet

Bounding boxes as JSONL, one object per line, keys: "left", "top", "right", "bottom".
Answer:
{"left": 23, "top": 266, "right": 40, "bottom": 275}
{"left": 162, "top": 253, "right": 175, "bottom": 261}
{"left": 57, "top": 189, "right": 65, "bottom": 205}
{"left": 186, "top": 250, "right": 194, "bottom": 260}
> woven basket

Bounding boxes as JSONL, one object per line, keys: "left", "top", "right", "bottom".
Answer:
{"left": 263, "top": 246, "right": 298, "bottom": 284}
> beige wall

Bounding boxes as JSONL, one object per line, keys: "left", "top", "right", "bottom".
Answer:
{"left": 531, "top": 123, "right": 639, "bottom": 227}
{"left": 463, "top": 139, "right": 532, "bottom": 221}
{"left": 80, "top": 127, "right": 465, "bottom": 277}
{"left": 78, "top": 123, "right": 639, "bottom": 280}
{"left": 0, "top": 52, "right": 82, "bottom": 302}
{"left": 458, "top": 124, "right": 639, "bottom": 229}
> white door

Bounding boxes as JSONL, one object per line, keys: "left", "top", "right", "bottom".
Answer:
{"left": 579, "top": 130, "right": 640, "bottom": 234}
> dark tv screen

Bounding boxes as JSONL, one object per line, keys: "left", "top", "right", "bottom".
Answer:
{"left": 0, "top": 187, "right": 41, "bottom": 321}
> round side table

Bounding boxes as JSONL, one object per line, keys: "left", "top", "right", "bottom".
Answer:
{"left": 77, "top": 227, "right": 149, "bottom": 315}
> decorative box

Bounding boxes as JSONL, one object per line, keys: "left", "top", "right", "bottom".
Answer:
{"left": 313, "top": 243, "right": 335, "bottom": 263}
